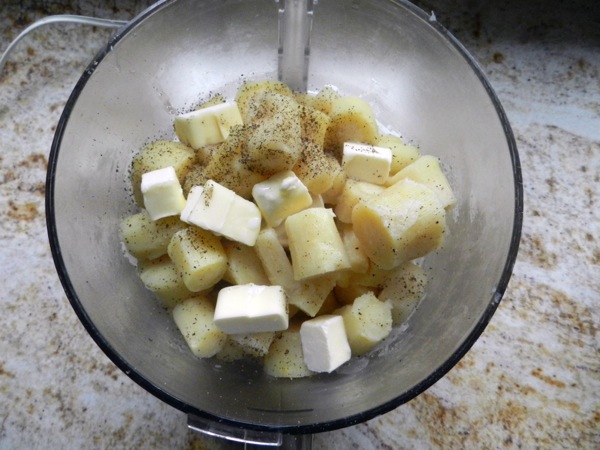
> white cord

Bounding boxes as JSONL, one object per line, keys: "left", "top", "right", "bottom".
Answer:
{"left": 0, "top": 15, "right": 128, "bottom": 75}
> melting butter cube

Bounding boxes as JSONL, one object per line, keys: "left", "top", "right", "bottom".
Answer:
{"left": 181, "top": 180, "right": 261, "bottom": 246}
{"left": 141, "top": 166, "right": 186, "bottom": 221}
{"left": 300, "top": 315, "right": 351, "bottom": 373}
{"left": 252, "top": 170, "right": 313, "bottom": 227}
{"left": 213, "top": 284, "right": 289, "bottom": 334}
{"left": 342, "top": 142, "right": 392, "bottom": 185}
{"left": 174, "top": 101, "right": 243, "bottom": 149}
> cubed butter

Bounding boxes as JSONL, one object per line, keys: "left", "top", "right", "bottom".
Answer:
{"left": 342, "top": 142, "right": 392, "bottom": 185}
{"left": 300, "top": 315, "right": 351, "bottom": 373}
{"left": 252, "top": 170, "right": 313, "bottom": 227}
{"left": 181, "top": 180, "right": 261, "bottom": 246}
{"left": 214, "top": 284, "right": 289, "bottom": 334}
{"left": 141, "top": 166, "right": 186, "bottom": 221}
{"left": 174, "top": 101, "right": 244, "bottom": 149}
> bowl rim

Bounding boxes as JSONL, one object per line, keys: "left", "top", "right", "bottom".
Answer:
{"left": 46, "top": 0, "right": 523, "bottom": 435}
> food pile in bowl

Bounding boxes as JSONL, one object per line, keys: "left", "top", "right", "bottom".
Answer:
{"left": 120, "top": 79, "right": 456, "bottom": 378}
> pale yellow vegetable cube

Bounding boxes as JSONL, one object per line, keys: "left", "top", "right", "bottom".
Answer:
{"left": 376, "top": 134, "right": 421, "bottom": 175}
{"left": 317, "top": 291, "right": 341, "bottom": 315}
{"left": 386, "top": 155, "right": 456, "bottom": 209}
{"left": 215, "top": 338, "right": 245, "bottom": 362}
{"left": 120, "top": 210, "right": 187, "bottom": 260}
{"left": 245, "top": 94, "right": 303, "bottom": 175}
{"left": 299, "top": 104, "right": 331, "bottom": 147}
{"left": 131, "top": 140, "right": 195, "bottom": 206}
{"left": 230, "top": 332, "right": 276, "bottom": 358}
{"left": 289, "top": 275, "right": 337, "bottom": 317}
{"left": 235, "top": 80, "right": 294, "bottom": 124}
{"left": 202, "top": 126, "right": 266, "bottom": 199}
{"left": 222, "top": 241, "right": 270, "bottom": 286}
{"left": 172, "top": 296, "right": 227, "bottom": 358}
{"left": 352, "top": 179, "right": 446, "bottom": 269}
{"left": 286, "top": 208, "right": 350, "bottom": 280}
{"left": 349, "top": 261, "right": 393, "bottom": 289}
{"left": 264, "top": 330, "right": 313, "bottom": 378}
{"left": 334, "top": 179, "right": 385, "bottom": 224}
{"left": 293, "top": 146, "right": 342, "bottom": 195}
{"left": 336, "top": 292, "right": 392, "bottom": 356}
{"left": 378, "top": 262, "right": 427, "bottom": 325}
{"left": 324, "top": 96, "right": 380, "bottom": 157}
{"left": 334, "top": 284, "right": 375, "bottom": 306}
{"left": 320, "top": 162, "right": 348, "bottom": 205}
{"left": 138, "top": 256, "right": 194, "bottom": 308}
{"left": 312, "top": 86, "right": 342, "bottom": 115}
{"left": 254, "top": 228, "right": 296, "bottom": 288}
{"left": 340, "top": 224, "right": 369, "bottom": 274}
{"left": 167, "top": 227, "right": 227, "bottom": 292}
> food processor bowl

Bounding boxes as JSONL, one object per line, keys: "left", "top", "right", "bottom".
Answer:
{"left": 47, "top": 0, "right": 522, "bottom": 444}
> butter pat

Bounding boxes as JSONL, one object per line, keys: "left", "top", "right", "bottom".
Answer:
{"left": 141, "top": 166, "right": 186, "bottom": 220}
{"left": 174, "top": 102, "right": 243, "bottom": 149}
{"left": 214, "top": 284, "right": 289, "bottom": 334}
{"left": 181, "top": 180, "right": 261, "bottom": 246}
{"left": 342, "top": 142, "right": 392, "bottom": 185}
{"left": 252, "top": 170, "right": 313, "bottom": 227}
{"left": 300, "top": 315, "right": 351, "bottom": 373}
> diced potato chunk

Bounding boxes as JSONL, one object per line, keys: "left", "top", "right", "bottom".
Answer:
{"left": 387, "top": 155, "right": 457, "bottom": 209}
{"left": 286, "top": 208, "right": 350, "bottom": 280}
{"left": 334, "top": 179, "right": 385, "bottom": 224}
{"left": 215, "top": 338, "right": 245, "bottom": 362}
{"left": 378, "top": 262, "right": 427, "bottom": 325}
{"left": 229, "top": 332, "right": 276, "bottom": 358}
{"left": 297, "top": 86, "right": 341, "bottom": 115}
{"left": 320, "top": 161, "right": 348, "bottom": 205}
{"left": 120, "top": 210, "right": 187, "bottom": 260}
{"left": 222, "top": 241, "right": 270, "bottom": 286}
{"left": 264, "top": 329, "right": 313, "bottom": 378}
{"left": 339, "top": 224, "right": 369, "bottom": 274}
{"left": 376, "top": 134, "right": 420, "bottom": 175}
{"left": 235, "top": 80, "right": 294, "bottom": 124}
{"left": 131, "top": 140, "right": 195, "bottom": 206}
{"left": 167, "top": 227, "right": 227, "bottom": 292}
{"left": 201, "top": 125, "right": 266, "bottom": 199}
{"left": 289, "top": 275, "right": 337, "bottom": 317}
{"left": 172, "top": 296, "right": 227, "bottom": 358}
{"left": 336, "top": 292, "right": 392, "bottom": 356}
{"left": 244, "top": 93, "right": 303, "bottom": 175}
{"left": 293, "top": 143, "right": 340, "bottom": 195}
{"left": 299, "top": 104, "right": 331, "bottom": 147}
{"left": 352, "top": 179, "right": 446, "bottom": 269}
{"left": 254, "top": 228, "right": 296, "bottom": 288}
{"left": 324, "top": 96, "right": 379, "bottom": 157}
{"left": 334, "top": 284, "right": 376, "bottom": 306}
{"left": 138, "top": 256, "right": 194, "bottom": 308}
{"left": 317, "top": 291, "right": 341, "bottom": 315}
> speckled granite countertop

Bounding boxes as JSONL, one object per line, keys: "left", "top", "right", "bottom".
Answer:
{"left": 1, "top": 0, "right": 598, "bottom": 448}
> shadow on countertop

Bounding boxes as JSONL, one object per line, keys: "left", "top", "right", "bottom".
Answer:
{"left": 412, "top": 0, "right": 600, "bottom": 46}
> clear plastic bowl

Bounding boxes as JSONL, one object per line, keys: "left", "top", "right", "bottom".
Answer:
{"left": 47, "top": 0, "right": 522, "bottom": 443}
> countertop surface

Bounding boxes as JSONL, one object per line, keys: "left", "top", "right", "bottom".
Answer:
{"left": 1, "top": 0, "right": 598, "bottom": 448}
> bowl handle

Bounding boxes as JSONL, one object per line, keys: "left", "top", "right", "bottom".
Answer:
{"left": 188, "top": 414, "right": 313, "bottom": 449}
